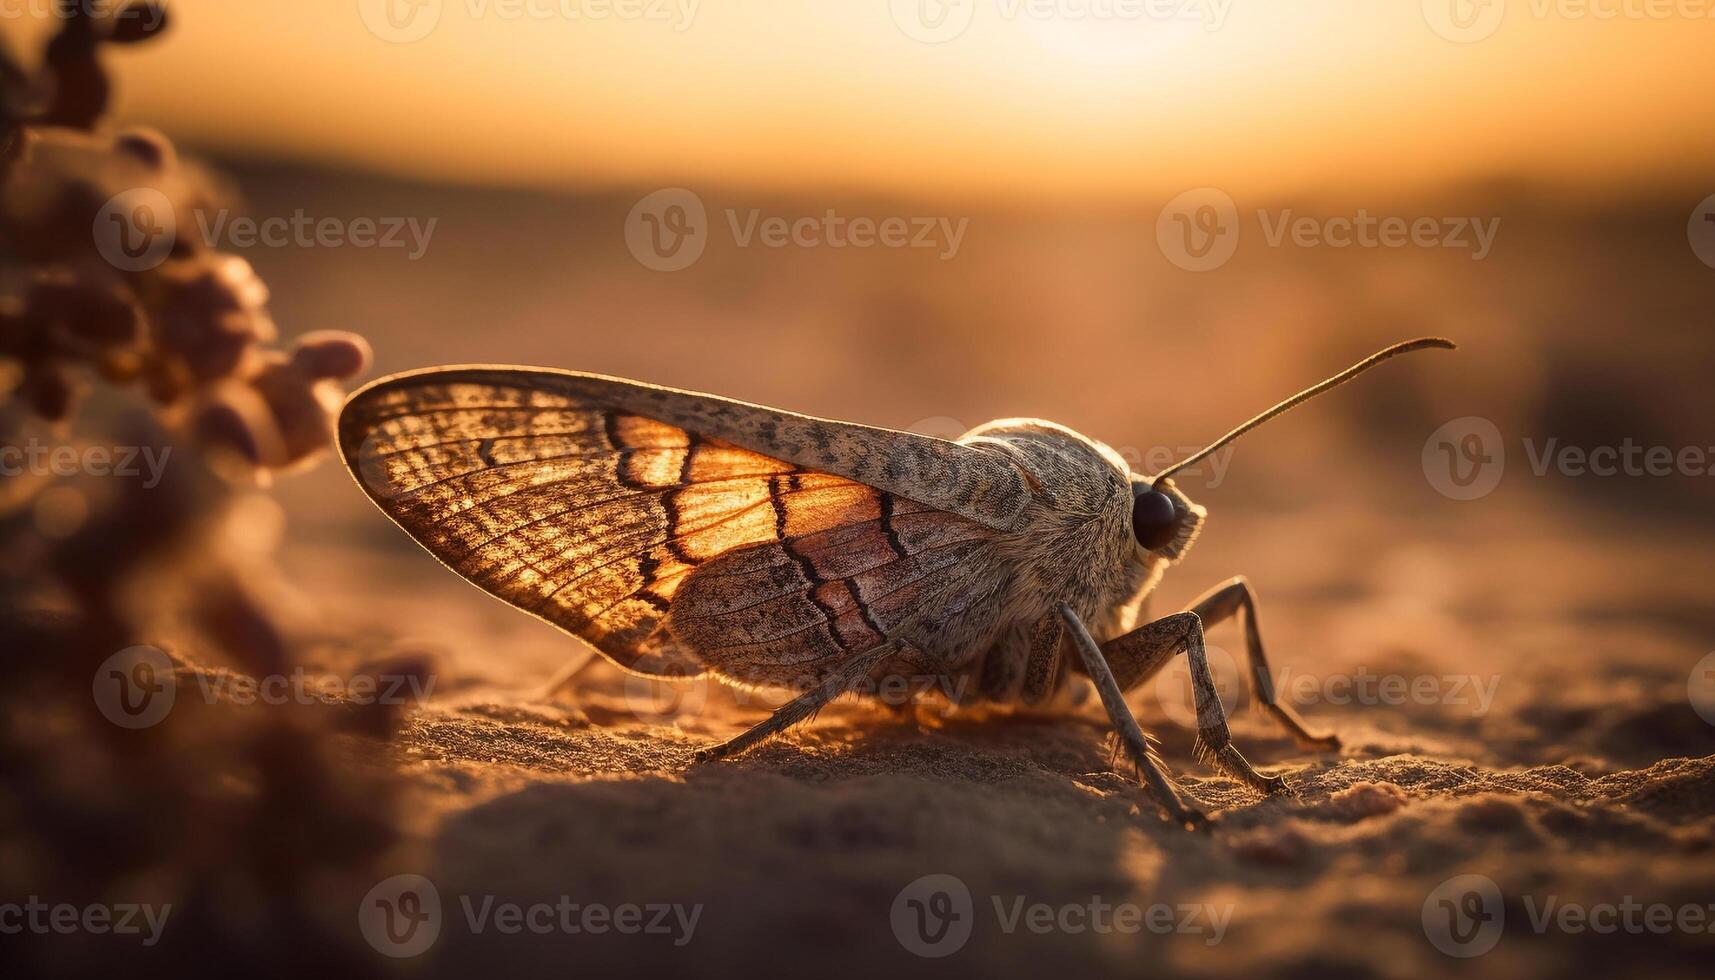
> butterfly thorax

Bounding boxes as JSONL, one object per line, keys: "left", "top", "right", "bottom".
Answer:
{"left": 917, "top": 420, "right": 1169, "bottom": 694}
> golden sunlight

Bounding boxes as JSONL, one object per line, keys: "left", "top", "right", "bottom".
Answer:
{"left": 97, "top": 0, "right": 1715, "bottom": 202}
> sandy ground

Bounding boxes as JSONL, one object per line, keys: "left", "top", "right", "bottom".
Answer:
{"left": 273, "top": 489, "right": 1715, "bottom": 980}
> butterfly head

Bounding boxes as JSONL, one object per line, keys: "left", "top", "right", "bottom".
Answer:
{"left": 1129, "top": 475, "right": 1205, "bottom": 562}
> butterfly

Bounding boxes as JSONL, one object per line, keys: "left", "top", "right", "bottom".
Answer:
{"left": 338, "top": 338, "right": 1454, "bottom": 827}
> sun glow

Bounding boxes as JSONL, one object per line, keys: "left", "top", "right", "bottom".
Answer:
{"left": 75, "top": 0, "right": 1715, "bottom": 202}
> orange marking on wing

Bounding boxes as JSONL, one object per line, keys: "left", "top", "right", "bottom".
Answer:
{"left": 610, "top": 413, "right": 691, "bottom": 449}
{"left": 685, "top": 443, "right": 795, "bottom": 482}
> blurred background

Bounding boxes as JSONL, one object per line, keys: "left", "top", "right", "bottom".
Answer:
{"left": 76, "top": 0, "right": 1715, "bottom": 660}
{"left": 9, "top": 0, "right": 1695, "bottom": 592}
{"left": 4, "top": 2, "right": 1714, "bottom": 978}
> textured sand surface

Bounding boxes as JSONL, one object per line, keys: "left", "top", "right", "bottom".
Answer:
{"left": 292, "top": 493, "right": 1715, "bottom": 980}
{"left": 386, "top": 706, "right": 1714, "bottom": 976}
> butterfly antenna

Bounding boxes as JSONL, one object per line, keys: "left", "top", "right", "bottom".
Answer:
{"left": 1152, "top": 337, "right": 1457, "bottom": 489}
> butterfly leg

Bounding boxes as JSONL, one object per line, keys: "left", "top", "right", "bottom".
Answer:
{"left": 692, "top": 640, "right": 902, "bottom": 763}
{"left": 1085, "top": 607, "right": 1291, "bottom": 797}
{"left": 1018, "top": 611, "right": 1064, "bottom": 706}
{"left": 1183, "top": 577, "right": 1340, "bottom": 752}
{"left": 1112, "top": 577, "right": 1339, "bottom": 752}
{"left": 1056, "top": 604, "right": 1207, "bottom": 830}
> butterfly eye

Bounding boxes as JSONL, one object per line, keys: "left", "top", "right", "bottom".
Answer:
{"left": 1131, "top": 487, "right": 1179, "bottom": 551}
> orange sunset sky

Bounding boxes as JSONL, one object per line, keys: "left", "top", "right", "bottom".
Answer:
{"left": 17, "top": 0, "right": 1715, "bottom": 202}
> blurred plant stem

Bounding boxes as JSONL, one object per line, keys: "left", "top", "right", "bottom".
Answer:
{"left": 1, "top": 8, "right": 414, "bottom": 976}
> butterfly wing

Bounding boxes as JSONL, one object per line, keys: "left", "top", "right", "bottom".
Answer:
{"left": 337, "top": 367, "right": 1018, "bottom": 680}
